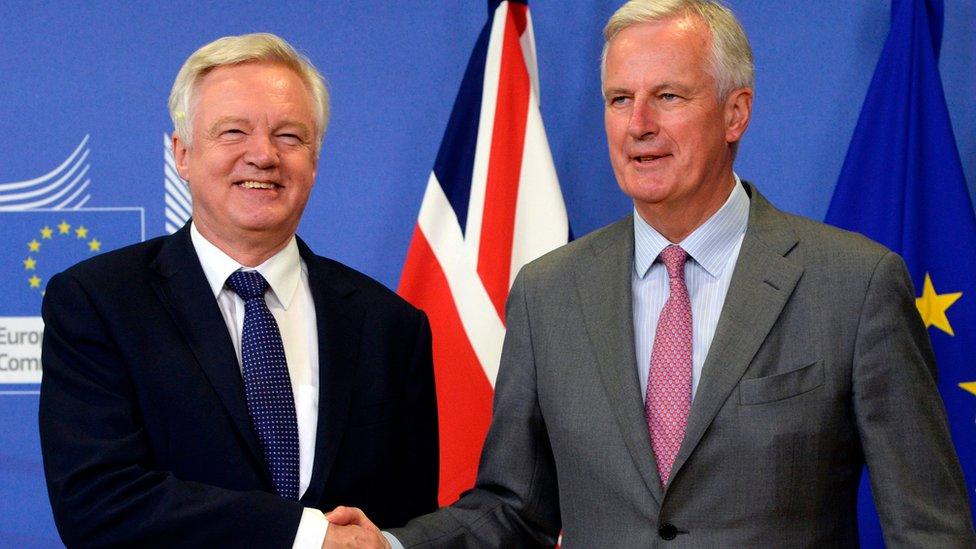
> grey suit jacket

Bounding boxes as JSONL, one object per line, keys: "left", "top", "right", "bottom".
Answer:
{"left": 391, "top": 183, "right": 973, "bottom": 548}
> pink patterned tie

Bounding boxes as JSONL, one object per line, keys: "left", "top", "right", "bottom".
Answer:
{"left": 645, "top": 245, "right": 692, "bottom": 487}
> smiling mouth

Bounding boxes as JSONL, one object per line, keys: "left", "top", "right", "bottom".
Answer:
{"left": 633, "top": 154, "right": 669, "bottom": 164}
{"left": 237, "top": 180, "right": 279, "bottom": 189}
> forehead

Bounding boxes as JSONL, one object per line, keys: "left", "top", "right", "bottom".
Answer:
{"left": 192, "top": 61, "right": 314, "bottom": 118}
{"left": 604, "top": 16, "right": 712, "bottom": 82}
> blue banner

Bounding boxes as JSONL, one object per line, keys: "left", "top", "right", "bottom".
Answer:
{"left": 825, "top": 0, "right": 976, "bottom": 545}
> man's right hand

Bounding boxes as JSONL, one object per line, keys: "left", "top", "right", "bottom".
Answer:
{"left": 322, "top": 506, "right": 390, "bottom": 549}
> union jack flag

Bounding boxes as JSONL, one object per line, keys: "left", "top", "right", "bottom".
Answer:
{"left": 398, "top": 0, "right": 569, "bottom": 505}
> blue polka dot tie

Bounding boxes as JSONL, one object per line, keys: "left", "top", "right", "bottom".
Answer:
{"left": 226, "top": 270, "right": 300, "bottom": 500}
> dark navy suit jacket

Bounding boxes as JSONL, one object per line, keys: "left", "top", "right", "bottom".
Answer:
{"left": 39, "top": 223, "right": 438, "bottom": 547}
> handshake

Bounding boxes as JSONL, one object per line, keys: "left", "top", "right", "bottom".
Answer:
{"left": 322, "top": 507, "right": 393, "bottom": 549}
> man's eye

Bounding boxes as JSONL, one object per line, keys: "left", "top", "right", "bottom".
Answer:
{"left": 221, "top": 129, "right": 245, "bottom": 137}
{"left": 660, "top": 93, "right": 679, "bottom": 101}
{"left": 278, "top": 133, "right": 303, "bottom": 144}
{"left": 609, "top": 96, "right": 630, "bottom": 106}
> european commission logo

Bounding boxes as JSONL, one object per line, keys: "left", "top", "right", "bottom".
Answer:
{"left": 0, "top": 135, "right": 144, "bottom": 392}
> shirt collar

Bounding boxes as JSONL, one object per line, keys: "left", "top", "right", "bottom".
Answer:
{"left": 634, "top": 173, "right": 750, "bottom": 279}
{"left": 190, "top": 222, "right": 303, "bottom": 309}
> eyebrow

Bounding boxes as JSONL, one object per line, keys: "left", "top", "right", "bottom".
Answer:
{"left": 652, "top": 81, "right": 692, "bottom": 93}
{"left": 603, "top": 81, "right": 693, "bottom": 98}
{"left": 208, "top": 117, "right": 251, "bottom": 132}
{"left": 208, "top": 117, "right": 311, "bottom": 137}
{"left": 276, "top": 121, "right": 312, "bottom": 137}
{"left": 603, "top": 86, "right": 629, "bottom": 96}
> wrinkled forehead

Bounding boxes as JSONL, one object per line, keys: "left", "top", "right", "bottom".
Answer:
{"left": 607, "top": 14, "right": 710, "bottom": 55}
{"left": 190, "top": 61, "right": 315, "bottom": 114}
{"left": 603, "top": 16, "right": 713, "bottom": 81}
{"left": 195, "top": 61, "right": 301, "bottom": 95}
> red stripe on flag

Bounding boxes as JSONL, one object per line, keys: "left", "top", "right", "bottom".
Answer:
{"left": 477, "top": 2, "right": 531, "bottom": 321}
{"left": 398, "top": 225, "right": 494, "bottom": 505}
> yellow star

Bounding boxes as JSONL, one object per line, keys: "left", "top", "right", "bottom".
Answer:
{"left": 23, "top": 257, "right": 36, "bottom": 270}
{"left": 40, "top": 226, "right": 53, "bottom": 239}
{"left": 75, "top": 226, "right": 88, "bottom": 239}
{"left": 960, "top": 382, "right": 976, "bottom": 397}
{"left": 27, "top": 239, "right": 41, "bottom": 252}
{"left": 88, "top": 238, "right": 102, "bottom": 252}
{"left": 58, "top": 220, "right": 71, "bottom": 234}
{"left": 28, "top": 275, "right": 41, "bottom": 289}
{"left": 915, "top": 273, "right": 962, "bottom": 336}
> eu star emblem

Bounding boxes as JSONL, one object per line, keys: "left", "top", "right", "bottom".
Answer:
{"left": 915, "top": 273, "right": 962, "bottom": 336}
{"left": 0, "top": 209, "right": 143, "bottom": 315}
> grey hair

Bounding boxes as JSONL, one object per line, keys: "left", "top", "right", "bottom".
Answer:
{"left": 601, "top": 0, "right": 754, "bottom": 101}
{"left": 168, "top": 32, "right": 330, "bottom": 155}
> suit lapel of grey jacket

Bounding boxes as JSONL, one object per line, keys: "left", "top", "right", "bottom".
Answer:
{"left": 670, "top": 186, "right": 803, "bottom": 482}
{"left": 575, "top": 216, "right": 665, "bottom": 504}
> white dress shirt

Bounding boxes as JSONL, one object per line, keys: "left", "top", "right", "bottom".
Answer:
{"left": 632, "top": 176, "right": 749, "bottom": 401}
{"left": 190, "top": 223, "right": 328, "bottom": 548}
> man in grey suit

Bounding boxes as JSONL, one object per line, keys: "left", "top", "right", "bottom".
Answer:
{"left": 327, "top": 0, "right": 974, "bottom": 546}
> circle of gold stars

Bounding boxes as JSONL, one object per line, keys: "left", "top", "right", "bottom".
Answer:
{"left": 22, "top": 220, "right": 103, "bottom": 294}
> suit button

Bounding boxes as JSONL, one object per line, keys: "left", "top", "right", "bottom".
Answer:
{"left": 659, "top": 523, "right": 678, "bottom": 540}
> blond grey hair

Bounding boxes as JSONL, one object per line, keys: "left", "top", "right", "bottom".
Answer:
{"left": 601, "top": 0, "right": 754, "bottom": 100}
{"left": 168, "top": 32, "right": 330, "bottom": 155}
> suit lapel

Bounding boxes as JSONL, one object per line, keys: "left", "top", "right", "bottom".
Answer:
{"left": 670, "top": 186, "right": 803, "bottom": 481}
{"left": 298, "top": 240, "right": 364, "bottom": 504}
{"left": 576, "top": 218, "right": 665, "bottom": 504}
{"left": 148, "top": 225, "right": 268, "bottom": 480}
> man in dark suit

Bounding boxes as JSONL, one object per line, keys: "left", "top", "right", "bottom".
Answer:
{"left": 329, "top": 1, "right": 974, "bottom": 546}
{"left": 38, "top": 33, "right": 437, "bottom": 548}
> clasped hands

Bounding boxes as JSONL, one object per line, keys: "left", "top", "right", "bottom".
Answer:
{"left": 322, "top": 506, "right": 390, "bottom": 549}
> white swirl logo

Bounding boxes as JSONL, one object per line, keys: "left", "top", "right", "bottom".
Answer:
{"left": 0, "top": 135, "right": 92, "bottom": 211}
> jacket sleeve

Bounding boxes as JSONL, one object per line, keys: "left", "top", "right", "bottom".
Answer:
{"left": 852, "top": 252, "right": 975, "bottom": 547}
{"left": 390, "top": 271, "right": 560, "bottom": 548}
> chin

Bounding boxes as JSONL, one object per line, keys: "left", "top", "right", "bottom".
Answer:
{"left": 622, "top": 182, "right": 674, "bottom": 204}
{"left": 229, "top": 218, "right": 282, "bottom": 235}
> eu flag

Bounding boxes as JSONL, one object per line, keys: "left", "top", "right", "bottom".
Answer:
{"left": 825, "top": 0, "right": 976, "bottom": 545}
{"left": 0, "top": 209, "right": 143, "bottom": 316}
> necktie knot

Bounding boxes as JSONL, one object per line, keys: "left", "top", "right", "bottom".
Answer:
{"left": 226, "top": 270, "right": 269, "bottom": 301}
{"left": 659, "top": 245, "right": 688, "bottom": 282}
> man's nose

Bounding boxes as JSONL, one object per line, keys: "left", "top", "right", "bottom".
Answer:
{"left": 627, "top": 100, "right": 658, "bottom": 140}
{"left": 243, "top": 134, "right": 280, "bottom": 169}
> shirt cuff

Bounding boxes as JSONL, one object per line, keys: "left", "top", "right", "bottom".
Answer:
{"left": 382, "top": 531, "right": 405, "bottom": 549}
{"left": 293, "top": 507, "right": 329, "bottom": 549}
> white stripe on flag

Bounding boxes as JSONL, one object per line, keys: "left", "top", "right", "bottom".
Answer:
{"left": 417, "top": 172, "right": 505, "bottom": 386}
{"left": 509, "top": 101, "right": 568, "bottom": 286}
{"left": 465, "top": 1, "right": 510, "bottom": 259}
{"left": 521, "top": 10, "right": 541, "bottom": 102}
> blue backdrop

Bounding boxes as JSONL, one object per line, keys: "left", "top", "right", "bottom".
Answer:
{"left": 1, "top": 1, "right": 973, "bottom": 545}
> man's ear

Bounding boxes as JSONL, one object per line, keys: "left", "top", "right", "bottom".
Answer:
{"left": 172, "top": 133, "right": 191, "bottom": 181}
{"left": 724, "top": 87, "right": 753, "bottom": 144}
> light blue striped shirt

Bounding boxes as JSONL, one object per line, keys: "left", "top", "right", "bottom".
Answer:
{"left": 633, "top": 177, "right": 749, "bottom": 402}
